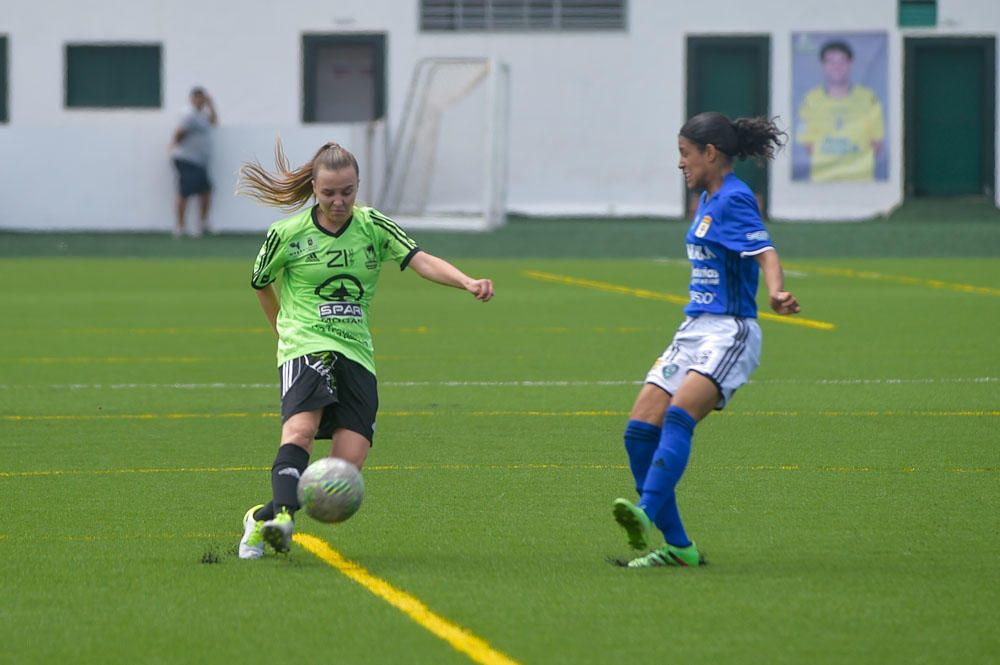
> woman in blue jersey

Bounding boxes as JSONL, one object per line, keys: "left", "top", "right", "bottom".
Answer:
{"left": 235, "top": 140, "right": 494, "bottom": 559}
{"left": 612, "top": 112, "right": 800, "bottom": 567}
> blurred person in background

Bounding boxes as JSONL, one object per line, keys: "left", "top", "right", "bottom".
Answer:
{"left": 170, "top": 86, "right": 218, "bottom": 236}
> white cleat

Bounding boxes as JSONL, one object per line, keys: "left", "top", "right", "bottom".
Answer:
{"left": 238, "top": 504, "right": 266, "bottom": 560}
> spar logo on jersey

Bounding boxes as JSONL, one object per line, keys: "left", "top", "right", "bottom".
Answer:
{"left": 319, "top": 302, "right": 363, "bottom": 319}
{"left": 694, "top": 215, "right": 712, "bottom": 238}
{"left": 315, "top": 274, "right": 365, "bottom": 319}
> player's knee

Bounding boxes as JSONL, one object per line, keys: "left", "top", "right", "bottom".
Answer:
{"left": 629, "top": 385, "right": 671, "bottom": 424}
{"left": 280, "top": 424, "right": 316, "bottom": 448}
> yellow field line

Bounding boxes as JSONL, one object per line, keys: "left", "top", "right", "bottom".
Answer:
{"left": 0, "top": 532, "right": 247, "bottom": 542}
{"left": 0, "top": 356, "right": 210, "bottom": 364}
{"left": 0, "top": 465, "right": 268, "bottom": 478}
{"left": 470, "top": 410, "right": 625, "bottom": 417}
{"left": 785, "top": 264, "right": 1000, "bottom": 297}
{"left": 0, "top": 411, "right": 430, "bottom": 421}
{"left": 0, "top": 463, "right": 626, "bottom": 478}
{"left": 295, "top": 533, "right": 520, "bottom": 665}
{"left": 1, "top": 462, "right": 996, "bottom": 479}
{"left": 471, "top": 409, "right": 1000, "bottom": 417}
{"left": 812, "top": 410, "right": 1000, "bottom": 417}
{"left": 4, "top": 409, "right": 998, "bottom": 422}
{"left": 0, "top": 412, "right": 274, "bottom": 421}
{"left": 522, "top": 270, "right": 835, "bottom": 331}
{"left": 78, "top": 327, "right": 269, "bottom": 335}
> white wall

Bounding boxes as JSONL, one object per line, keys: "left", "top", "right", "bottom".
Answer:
{"left": 0, "top": 0, "right": 997, "bottom": 231}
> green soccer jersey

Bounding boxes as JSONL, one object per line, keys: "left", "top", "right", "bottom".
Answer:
{"left": 251, "top": 205, "right": 420, "bottom": 374}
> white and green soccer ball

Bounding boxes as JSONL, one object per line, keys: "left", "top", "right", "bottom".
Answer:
{"left": 296, "top": 457, "right": 365, "bottom": 523}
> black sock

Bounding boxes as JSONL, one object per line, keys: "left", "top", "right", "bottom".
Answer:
{"left": 271, "top": 444, "right": 310, "bottom": 516}
{"left": 252, "top": 502, "right": 274, "bottom": 522}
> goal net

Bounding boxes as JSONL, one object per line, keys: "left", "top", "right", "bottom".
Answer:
{"left": 379, "top": 58, "right": 509, "bottom": 231}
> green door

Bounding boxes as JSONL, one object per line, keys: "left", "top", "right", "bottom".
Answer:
{"left": 687, "top": 37, "right": 770, "bottom": 213}
{"left": 906, "top": 39, "right": 996, "bottom": 196}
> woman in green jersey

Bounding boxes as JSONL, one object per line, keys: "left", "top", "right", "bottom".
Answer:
{"left": 235, "top": 140, "right": 494, "bottom": 558}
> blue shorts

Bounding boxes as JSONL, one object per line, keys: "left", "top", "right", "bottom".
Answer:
{"left": 173, "top": 159, "right": 212, "bottom": 198}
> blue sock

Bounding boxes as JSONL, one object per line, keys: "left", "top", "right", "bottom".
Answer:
{"left": 623, "top": 419, "right": 661, "bottom": 496}
{"left": 639, "top": 406, "right": 696, "bottom": 548}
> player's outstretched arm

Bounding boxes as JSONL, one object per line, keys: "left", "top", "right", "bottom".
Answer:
{"left": 407, "top": 251, "right": 494, "bottom": 302}
{"left": 754, "top": 249, "right": 800, "bottom": 315}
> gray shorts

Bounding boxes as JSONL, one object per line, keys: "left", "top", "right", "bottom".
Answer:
{"left": 279, "top": 351, "right": 378, "bottom": 442}
{"left": 644, "top": 314, "right": 762, "bottom": 410}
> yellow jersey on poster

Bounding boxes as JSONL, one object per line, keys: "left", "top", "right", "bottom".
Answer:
{"left": 796, "top": 84, "right": 885, "bottom": 182}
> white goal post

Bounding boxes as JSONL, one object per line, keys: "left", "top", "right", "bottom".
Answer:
{"left": 378, "top": 57, "right": 510, "bottom": 231}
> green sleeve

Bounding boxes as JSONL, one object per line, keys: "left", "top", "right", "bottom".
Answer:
{"left": 250, "top": 227, "right": 286, "bottom": 289}
{"left": 368, "top": 208, "right": 420, "bottom": 269}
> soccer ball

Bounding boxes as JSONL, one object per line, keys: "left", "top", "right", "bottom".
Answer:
{"left": 296, "top": 457, "right": 365, "bottom": 523}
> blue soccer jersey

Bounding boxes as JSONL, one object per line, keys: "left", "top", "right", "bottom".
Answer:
{"left": 683, "top": 173, "right": 774, "bottom": 318}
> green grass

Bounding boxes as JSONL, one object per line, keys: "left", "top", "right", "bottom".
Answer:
{"left": 2, "top": 254, "right": 998, "bottom": 664}
{"left": 3, "top": 198, "right": 999, "bottom": 260}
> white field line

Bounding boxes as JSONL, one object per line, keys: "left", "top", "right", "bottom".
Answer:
{"left": 0, "top": 377, "right": 995, "bottom": 390}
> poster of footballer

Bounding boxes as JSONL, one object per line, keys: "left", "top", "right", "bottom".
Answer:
{"left": 791, "top": 31, "right": 889, "bottom": 183}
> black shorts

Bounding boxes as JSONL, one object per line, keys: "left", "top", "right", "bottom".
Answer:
{"left": 278, "top": 351, "right": 378, "bottom": 443}
{"left": 173, "top": 159, "right": 212, "bottom": 198}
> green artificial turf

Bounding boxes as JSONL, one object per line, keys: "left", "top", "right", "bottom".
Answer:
{"left": 1, "top": 253, "right": 997, "bottom": 664}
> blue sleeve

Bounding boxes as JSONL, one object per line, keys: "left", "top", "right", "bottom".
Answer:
{"left": 720, "top": 191, "right": 773, "bottom": 256}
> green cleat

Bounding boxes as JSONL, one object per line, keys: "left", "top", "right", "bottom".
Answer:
{"left": 612, "top": 498, "right": 653, "bottom": 551}
{"left": 238, "top": 504, "right": 266, "bottom": 560}
{"left": 261, "top": 508, "right": 294, "bottom": 554}
{"left": 626, "top": 543, "right": 706, "bottom": 568}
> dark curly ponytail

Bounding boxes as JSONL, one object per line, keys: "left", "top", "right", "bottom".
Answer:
{"left": 680, "top": 112, "right": 787, "bottom": 164}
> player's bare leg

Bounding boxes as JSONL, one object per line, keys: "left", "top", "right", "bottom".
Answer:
{"left": 629, "top": 382, "right": 673, "bottom": 426}
{"left": 669, "top": 372, "right": 719, "bottom": 423}
{"left": 329, "top": 428, "right": 370, "bottom": 469}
